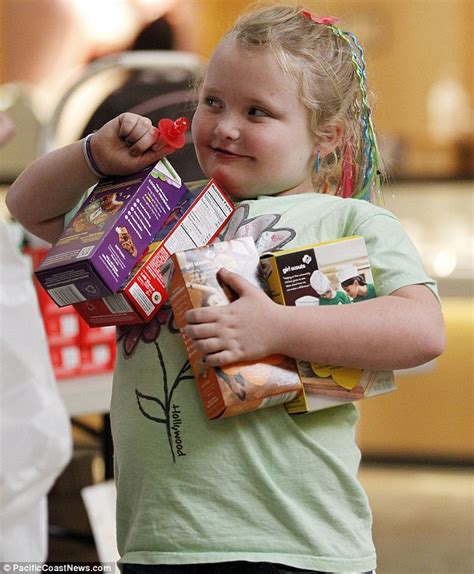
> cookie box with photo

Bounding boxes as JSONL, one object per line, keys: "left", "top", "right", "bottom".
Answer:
{"left": 170, "top": 237, "right": 303, "bottom": 420}
{"left": 73, "top": 179, "right": 235, "bottom": 326}
{"left": 35, "top": 158, "right": 189, "bottom": 307}
{"left": 260, "top": 235, "right": 396, "bottom": 414}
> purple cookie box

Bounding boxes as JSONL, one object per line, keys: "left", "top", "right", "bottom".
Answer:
{"left": 35, "top": 159, "right": 188, "bottom": 307}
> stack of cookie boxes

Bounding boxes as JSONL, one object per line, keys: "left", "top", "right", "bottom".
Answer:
{"left": 32, "top": 158, "right": 234, "bottom": 379}
{"left": 25, "top": 246, "right": 116, "bottom": 379}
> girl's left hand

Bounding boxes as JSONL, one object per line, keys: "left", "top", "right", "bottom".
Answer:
{"left": 184, "top": 268, "right": 282, "bottom": 366}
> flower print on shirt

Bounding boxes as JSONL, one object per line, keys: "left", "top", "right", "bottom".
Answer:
{"left": 116, "top": 304, "right": 176, "bottom": 359}
{"left": 118, "top": 205, "right": 297, "bottom": 461}
{"left": 217, "top": 203, "right": 296, "bottom": 254}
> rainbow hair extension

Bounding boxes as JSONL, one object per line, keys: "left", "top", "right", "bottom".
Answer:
{"left": 302, "top": 11, "right": 383, "bottom": 203}
{"left": 331, "top": 27, "right": 382, "bottom": 202}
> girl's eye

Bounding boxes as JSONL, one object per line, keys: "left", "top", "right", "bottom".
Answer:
{"left": 205, "top": 96, "right": 219, "bottom": 107}
{"left": 248, "top": 107, "right": 269, "bottom": 118}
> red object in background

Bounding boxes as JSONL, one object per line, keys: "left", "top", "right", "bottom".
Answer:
{"left": 154, "top": 116, "right": 190, "bottom": 156}
{"left": 23, "top": 246, "right": 116, "bottom": 380}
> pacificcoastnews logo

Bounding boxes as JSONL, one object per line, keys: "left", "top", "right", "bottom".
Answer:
{"left": 1, "top": 564, "right": 114, "bottom": 573}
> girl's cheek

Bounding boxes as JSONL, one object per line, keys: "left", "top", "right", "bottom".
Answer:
{"left": 191, "top": 108, "right": 205, "bottom": 134}
{"left": 192, "top": 117, "right": 208, "bottom": 147}
{"left": 191, "top": 116, "right": 199, "bottom": 141}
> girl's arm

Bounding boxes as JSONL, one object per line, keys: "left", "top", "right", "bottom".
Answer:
{"left": 184, "top": 268, "right": 445, "bottom": 371}
{"left": 6, "top": 113, "right": 163, "bottom": 244}
{"left": 6, "top": 140, "right": 99, "bottom": 243}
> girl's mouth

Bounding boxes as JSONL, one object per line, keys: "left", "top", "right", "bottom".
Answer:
{"left": 212, "top": 147, "right": 249, "bottom": 160}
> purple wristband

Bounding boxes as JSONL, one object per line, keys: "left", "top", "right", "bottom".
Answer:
{"left": 83, "top": 134, "right": 107, "bottom": 179}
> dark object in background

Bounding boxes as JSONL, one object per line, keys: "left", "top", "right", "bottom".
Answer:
{"left": 81, "top": 16, "right": 205, "bottom": 182}
{"left": 454, "top": 136, "right": 474, "bottom": 179}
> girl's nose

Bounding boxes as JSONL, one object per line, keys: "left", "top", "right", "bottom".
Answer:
{"left": 214, "top": 115, "right": 240, "bottom": 140}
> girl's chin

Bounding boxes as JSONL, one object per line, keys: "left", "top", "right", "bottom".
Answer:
{"left": 205, "top": 168, "right": 266, "bottom": 200}
{"left": 217, "top": 182, "right": 258, "bottom": 201}
{"left": 208, "top": 173, "right": 248, "bottom": 198}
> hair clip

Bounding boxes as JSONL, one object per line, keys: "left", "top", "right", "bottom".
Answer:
{"left": 301, "top": 10, "right": 340, "bottom": 26}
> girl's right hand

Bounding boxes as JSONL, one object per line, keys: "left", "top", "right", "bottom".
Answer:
{"left": 89, "top": 113, "right": 167, "bottom": 176}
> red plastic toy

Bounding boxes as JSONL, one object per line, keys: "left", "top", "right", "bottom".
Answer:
{"left": 154, "top": 117, "right": 190, "bottom": 157}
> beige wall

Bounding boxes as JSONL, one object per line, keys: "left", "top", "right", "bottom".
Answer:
{"left": 358, "top": 298, "right": 473, "bottom": 460}
{"left": 0, "top": 0, "right": 198, "bottom": 96}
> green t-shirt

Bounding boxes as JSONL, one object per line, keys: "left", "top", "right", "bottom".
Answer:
{"left": 110, "top": 191, "right": 436, "bottom": 571}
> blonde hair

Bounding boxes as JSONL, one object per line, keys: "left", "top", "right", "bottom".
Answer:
{"left": 224, "top": 4, "right": 382, "bottom": 201}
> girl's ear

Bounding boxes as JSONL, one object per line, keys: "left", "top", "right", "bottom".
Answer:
{"left": 315, "top": 119, "right": 344, "bottom": 157}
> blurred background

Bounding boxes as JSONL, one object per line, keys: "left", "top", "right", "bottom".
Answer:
{"left": 0, "top": 1, "right": 472, "bottom": 573}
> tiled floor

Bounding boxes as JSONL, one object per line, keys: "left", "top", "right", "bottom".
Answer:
{"left": 358, "top": 464, "right": 473, "bottom": 574}
{"left": 48, "top": 458, "right": 474, "bottom": 573}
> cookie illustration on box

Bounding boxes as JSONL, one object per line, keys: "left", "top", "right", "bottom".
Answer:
{"left": 298, "top": 362, "right": 366, "bottom": 399}
{"left": 179, "top": 237, "right": 265, "bottom": 306}
{"left": 216, "top": 355, "right": 300, "bottom": 405}
{"left": 116, "top": 226, "right": 137, "bottom": 257}
{"left": 184, "top": 281, "right": 227, "bottom": 307}
{"left": 99, "top": 192, "right": 124, "bottom": 213}
{"left": 72, "top": 192, "right": 125, "bottom": 232}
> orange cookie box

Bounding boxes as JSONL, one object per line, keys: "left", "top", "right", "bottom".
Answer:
{"left": 169, "top": 237, "right": 302, "bottom": 419}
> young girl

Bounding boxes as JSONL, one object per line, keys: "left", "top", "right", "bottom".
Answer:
{"left": 6, "top": 5, "right": 444, "bottom": 574}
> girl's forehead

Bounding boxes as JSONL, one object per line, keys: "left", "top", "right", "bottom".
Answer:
{"left": 209, "top": 39, "right": 276, "bottom": 72}
{"left": 205, "top": 39, "right": 298, "bottom": 91}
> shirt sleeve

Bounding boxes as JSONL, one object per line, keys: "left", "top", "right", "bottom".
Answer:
{"left": 352, "top": 210, "right": 438, "bottom": 299}
{"left": 63, "top": 186, "right": 95, "bottom": 229}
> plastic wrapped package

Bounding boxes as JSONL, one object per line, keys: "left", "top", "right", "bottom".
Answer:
{"left": 0, "top": 222, "right": 72, "bottom": 561}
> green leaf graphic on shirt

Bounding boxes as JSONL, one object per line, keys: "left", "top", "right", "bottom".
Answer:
{"left": 135, "top": 342, "right": 193, "bottom": 462}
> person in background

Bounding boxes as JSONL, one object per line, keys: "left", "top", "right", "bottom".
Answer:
{"left": 5, "top": 4, "right": 445, "bottom": 573}
{"left": 81, "top": 15, "right": 205, "bottom": 182}
{"left": 0, "top": 111, "right": 72, "bottom": 563}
